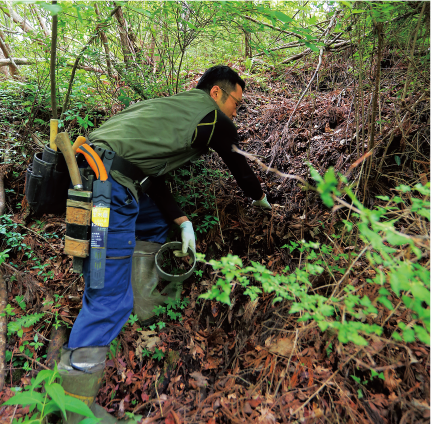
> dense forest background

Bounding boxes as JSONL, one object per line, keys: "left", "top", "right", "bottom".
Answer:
{"left": 0, "top": 1, "right": 429, "bottom": 423}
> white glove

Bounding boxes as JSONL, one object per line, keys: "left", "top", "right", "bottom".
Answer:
{"left": 252, "top": 194, "right": 272, "bottom": 210}
{"left": 179, "top": 221, "right": 196, "bottom": 254}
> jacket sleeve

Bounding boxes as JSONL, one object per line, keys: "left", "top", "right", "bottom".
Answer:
{"left": 208, "top": 112, "right": 264, "bottom": 200}
{"left": 146, "top": 177, "right": 185, "bottom": 221}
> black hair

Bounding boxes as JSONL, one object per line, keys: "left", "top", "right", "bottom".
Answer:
{"left": 196, "top": 65, "right": 245, "bottom": 101}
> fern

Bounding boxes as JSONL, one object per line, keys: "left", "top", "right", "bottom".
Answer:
{"left": 8, "top": 312, "right": 45, "bottom": 337}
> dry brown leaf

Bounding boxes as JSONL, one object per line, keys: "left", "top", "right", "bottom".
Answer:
{"left": 189, "top": 371, "right": 208, "bottom": 388}
{"left": 257, "top": 407, "right": 277, "bottom": 424}
{"left": 268, "top": 337, "right": 294, "bottom": 356}
{"left": 384, "top": 369, "right": 401, "bottom": 392}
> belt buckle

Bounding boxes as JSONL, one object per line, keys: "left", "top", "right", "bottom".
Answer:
{"left": 139, "top": 176, "right": 151, "bottom": 192}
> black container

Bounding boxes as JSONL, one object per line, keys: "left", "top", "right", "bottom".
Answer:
{"left": 25, "top": 144, "right": 71, "bottom": 215}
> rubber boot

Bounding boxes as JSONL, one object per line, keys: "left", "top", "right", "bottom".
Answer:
{"left": 58, "top": 345, "right": 130, "bottom": 423}
{"left": 131, "top": 241, "right": 181, "bottom": 324}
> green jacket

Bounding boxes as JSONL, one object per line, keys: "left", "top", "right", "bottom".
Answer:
{"left": 88, "top": 89, "right": 219, "bottom": 200}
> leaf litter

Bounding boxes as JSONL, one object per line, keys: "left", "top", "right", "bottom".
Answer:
{"left": 0, "top": 53, "right": 429, "bottom": 423}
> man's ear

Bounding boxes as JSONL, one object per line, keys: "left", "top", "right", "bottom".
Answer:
{"left": 209, "top": 85, "right": 219, "bottom": 101}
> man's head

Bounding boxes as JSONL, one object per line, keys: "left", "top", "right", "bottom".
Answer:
{"left": 196, "top": 65, "right": 245, "bottom": 119}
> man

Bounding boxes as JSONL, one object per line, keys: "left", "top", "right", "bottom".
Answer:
{"left": 59, "top": 65, "right": 271, "bottom": 423}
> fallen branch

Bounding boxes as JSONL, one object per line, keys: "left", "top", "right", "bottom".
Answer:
{"left": 0, "top": 57, "right": 35, "bottom": 66}
{"left": 232, "top": 145, "right": 308, "bottom": 186}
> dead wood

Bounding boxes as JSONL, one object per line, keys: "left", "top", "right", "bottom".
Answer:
{"left": 45, "top": 325, "right": 67, "bottom": 369}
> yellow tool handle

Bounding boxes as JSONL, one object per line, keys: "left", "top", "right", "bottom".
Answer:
{"left": 50, "top": 119, "right": 59, "bottom": 151}
{"left": 55, "top": 132, "right": 83, "bottom": 189}
{"left": 72, "top": 136, "right": 87, "bottom": 154}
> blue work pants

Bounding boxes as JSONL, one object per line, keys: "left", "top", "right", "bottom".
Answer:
{"left": 68, "top": 175, "right": 170, "bottom": 348}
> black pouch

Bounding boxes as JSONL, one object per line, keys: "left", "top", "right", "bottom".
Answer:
{"left": 25, "top": 144, "right": 71, "bottom": 215}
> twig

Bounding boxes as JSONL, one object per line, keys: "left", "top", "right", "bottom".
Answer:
{"left": 14, "top": 352, "right": 50, "bottom": 370}
{"left": 9, "top": 405, "right": 18, "bottom": 424}
{"left": 213, "top": 186, "right": 224, "bottom": 244}
{"left": 232, "top": 145, "right": 308, "bottom": 186}
{"left": 21, "top": 225, "right": 58, "bottom": 252}
{"left": 291, "top": 369, "right": 339, "bottom": 417}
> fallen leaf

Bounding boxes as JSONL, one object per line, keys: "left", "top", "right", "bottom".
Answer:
{"left": 268, "top": 337, "right": 294, "bottom": 356}
{"left": 189, "top": 371, "right": 208, "bottom": 388}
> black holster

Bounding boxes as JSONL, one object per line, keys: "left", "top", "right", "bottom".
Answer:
{"left": 25, "top": 144, "right": 71, "bottom": 215}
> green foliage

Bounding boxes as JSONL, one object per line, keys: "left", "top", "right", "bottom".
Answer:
{"left": 7, "top": 313, "right": 45, "bottom": 338}
{"left": 198, "top": 168, "right": 430, "bottom": 347}
{"left": 1, "top": 365, "right": 98, "bottom": 423}
{"left": 0, "top": 216, "right": 57, "bottom": 283}
{"left": 149, "top": 297, "right": 190, "bottom": 334}
{"left": 170, "top": 161, "right": 227, "bottom": 235}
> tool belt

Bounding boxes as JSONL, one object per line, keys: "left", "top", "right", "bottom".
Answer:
{"left": 83, "top": 143, "right": 152, "bottom": 192}
{"left": 25, "top": 141, "right": 150, "bottom": 216}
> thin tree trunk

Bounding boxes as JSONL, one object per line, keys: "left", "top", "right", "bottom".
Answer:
{"left": 0, "top": 1, "right": 35, "bottom": 33}
{"left": 114, "top": 4, "right": 134, "bottom": 67}
{"left": 244, "top": 30, "right": 252, "bottom": 58}
{"left": 94, "top": 3, "right": 113, "bottom": 78}
{"left": 50, "top": 1, "right": 58, "bottom": 119}
{"left": 30, "top": 4, "right": 49, "bottom": 37}
{"left": 0, "top": 49, "right": 10, "bottom": 77}
{"left": 0, "top": 30, "right": 19, "bottom": 77}
{"left": 60, "top": 6, "right": 120, "bottom": 118}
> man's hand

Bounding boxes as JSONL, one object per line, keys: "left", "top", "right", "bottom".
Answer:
{"left": 252, "top": 193, "right": 272, "bottom": 210}
{"left": 179, "top": 221, "right": 196, "bottom": 254}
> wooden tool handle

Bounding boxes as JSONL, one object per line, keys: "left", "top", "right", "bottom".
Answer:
{"left": 72, "top": 136, "right": 87, "bottom": 154}
{"left": 50, "top": 119, "right": 59, "bottom": 151}
{"left": 55, "top": 132, "right": 83, "bottom": 189}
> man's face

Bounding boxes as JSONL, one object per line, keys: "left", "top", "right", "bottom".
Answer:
{"left": 210, "top": 83, "right": 243, "bottom": 120}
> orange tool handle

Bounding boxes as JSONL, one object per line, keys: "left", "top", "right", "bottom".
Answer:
{"left": 76, "top": 144, "right": 108, "bottom": 181}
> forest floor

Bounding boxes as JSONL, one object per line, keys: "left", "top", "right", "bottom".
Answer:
{"left": 0, "top": 57, "right": 429, "bottom": 423}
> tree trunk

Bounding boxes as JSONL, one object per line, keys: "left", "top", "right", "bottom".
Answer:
{"left": 30, "top": 5, "right": 49, "bottom": 37}
{"left": 0, "top": 47, "right": 10, "bottom": 77}
{"left": 94, "top": 3, "right": 113, "bottom": 78}
{"left": 244, "top": 30, "right": 252, "bottom": 58}
{"left": 50, "top": 1, "right": 58, "bottom": 119}
{"left": 114, "top": 5, "right": 134, "bottom": 67}
{"left": 0, "top": 1, "right": 35, "bottom": 33}
{"left": 0, "top": 30, "right": 19, "bottom": 77}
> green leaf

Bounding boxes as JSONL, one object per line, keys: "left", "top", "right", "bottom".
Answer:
{"left": 303, "top": 41, "right": 320, "bottom": 52}
{"left": 274, "top": 11, "right": 293, "bottom": 23}
{"left": 45, "top": 383, "right": 66, "bottom": 419}
{"left": 63, "top": 394, "right": 95, "bottom": 418}
{"left": 386, "top": 231, "right": 409, "bottom": 246}
{"left": 392, "top": 331, "right": 402, "bottom": 341}
{"left": 377, "top": 296, "right": 394, "bottom": 310}
{"left": 2, "top": 391, "right": 44, "bottom": 408}
{"left": 39, "top": 2, "right": 63, "bottom": 15}
{"left": 395, "top": 184, "right": 410, "bottom": 192}
{"left": 31, "top": 369, "right": 55, "bottom": 390}
{"left": 216, "top": 291, "right": 231, "bottom": 305}
{"left": 413, "top": 325, "right": 430, "bottom": 345}
{"left": 411, "top": 284, "right": 430, "bottom": 304}
{"left": 402, "top": 328, "right": 415, "bottom": 343}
